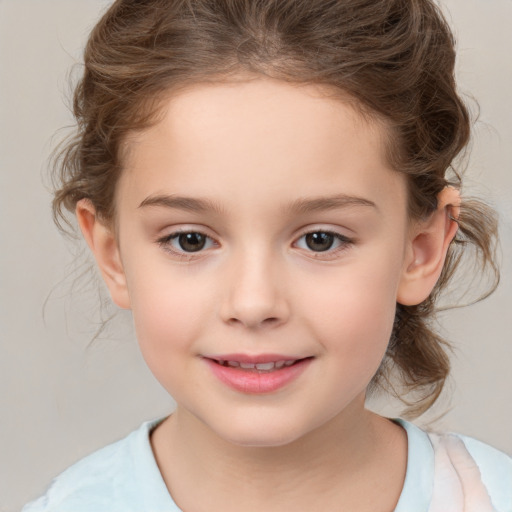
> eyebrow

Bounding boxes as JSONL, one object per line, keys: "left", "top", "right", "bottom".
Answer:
{"left": 138, "top": 194, "right": 225, "bottom": 215}
{"left": 285, "top": 194, "right": 378, "bottom": 214}
{"left": 138, "top": 193, "right": 378, "bottom": 215}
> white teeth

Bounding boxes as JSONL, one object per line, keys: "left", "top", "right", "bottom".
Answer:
{"left": 218, "top": 359, "right": 298, "bottom": 370}
{"left": 255, "top": 362, "right": 275, "bottom": 370}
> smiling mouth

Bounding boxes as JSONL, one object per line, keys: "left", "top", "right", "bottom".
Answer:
{"left": 209, "top": 358, "right": 312, "bottom": 373}
{"left": 204, "top": 356, "right": 314, "bottom": 393}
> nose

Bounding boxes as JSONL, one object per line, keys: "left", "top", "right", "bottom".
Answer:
{"left": 219, "top": 248, "right": 290, "bottom": 330}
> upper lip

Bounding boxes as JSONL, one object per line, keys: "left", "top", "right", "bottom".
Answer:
{"left": 202, "top": 353, "right": 309, "bottom": 364}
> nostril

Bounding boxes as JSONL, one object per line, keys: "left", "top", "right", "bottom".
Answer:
{"left": 226, "top": 316, "right": 280, "bottom": 328}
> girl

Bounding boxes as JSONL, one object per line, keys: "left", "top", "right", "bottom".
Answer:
{"left": 23, "top": 0, "right": 511, "bottom": 511}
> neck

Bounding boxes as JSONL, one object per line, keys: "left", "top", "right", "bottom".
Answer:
{"left": 151, "top": 398, "right": 407, "bottom": 512}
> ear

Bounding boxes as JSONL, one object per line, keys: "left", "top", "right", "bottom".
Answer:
{"left": 397, "top": 187, "right": 460, "bottom": 306}
{"left": 76, "top": 199, "right": 131, "bottom": 309}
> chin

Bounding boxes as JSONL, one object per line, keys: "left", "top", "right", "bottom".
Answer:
{"left": 207, "top": 411, "right": 319, "bottom": 449}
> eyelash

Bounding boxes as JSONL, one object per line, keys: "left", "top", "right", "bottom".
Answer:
{"left": 156, "top": 229, "right": 354, "bottom": 260}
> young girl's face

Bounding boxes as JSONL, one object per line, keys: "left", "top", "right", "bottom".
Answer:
{"left": 106, "top": 78, "right": 414, "bottom": 446}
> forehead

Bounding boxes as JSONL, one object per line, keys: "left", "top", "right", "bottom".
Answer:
{"left": 135, "top": 78, "right": 387, "bottom": 155}
{"left": 119, "top": 78, "right": 406, "bottom": 216}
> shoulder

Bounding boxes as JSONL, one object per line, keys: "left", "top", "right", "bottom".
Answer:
{"left": 429, "top": 429, "right": 512, "bottom": 512}
{"left": 394, "top": 419, "right": 511, "bottom": 512}
{"left": 22, "top": 429, "right": 139, "bottom": 512}
{"left": 456, "top": 432, "right": 512, "bottom": 474}
{"left": 449, "top": 432, "right": 511, "bottom": 510}
{"left": 22, "top": 418, "right": 173, "bottom": 512}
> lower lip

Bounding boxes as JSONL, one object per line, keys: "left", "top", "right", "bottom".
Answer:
{"left": 204, "top": 358, "right": 312, "bottom": 394}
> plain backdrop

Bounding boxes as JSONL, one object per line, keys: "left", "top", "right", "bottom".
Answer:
{"left": 1, "top": 1, "right": 511, "bottom": 511}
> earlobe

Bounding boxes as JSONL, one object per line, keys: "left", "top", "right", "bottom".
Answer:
{"left": 397, "top": 187, "right": 460, "bottom": 306}
{"left": 76, "top": 199, "right": 131, "bottom": 309}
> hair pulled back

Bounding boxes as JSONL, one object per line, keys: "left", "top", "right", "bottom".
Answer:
{"left": 53, "top": 0, "right": 499, "bottom": 417}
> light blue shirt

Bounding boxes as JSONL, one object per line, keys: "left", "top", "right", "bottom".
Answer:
{"left": 23, "top": 418, "right": 512, "bottom": 512}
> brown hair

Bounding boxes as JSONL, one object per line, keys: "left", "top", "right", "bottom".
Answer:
{"left": 52, "top": 0, "right": 499, "bottom": 417}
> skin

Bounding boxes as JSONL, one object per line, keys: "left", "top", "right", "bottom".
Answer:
{"left": 77, "top": 77, "right": 459, "bottom": 511}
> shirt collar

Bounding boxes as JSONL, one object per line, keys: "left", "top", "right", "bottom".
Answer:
{"left": 392, "top": 418, "right": 434, "bottom": 512}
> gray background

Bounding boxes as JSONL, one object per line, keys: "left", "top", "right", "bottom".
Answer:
{"left": 1, "top": 1, "right": 511, "bottom": 511}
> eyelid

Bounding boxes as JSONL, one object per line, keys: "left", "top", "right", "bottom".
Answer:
{"left": 293, "top": 227, "right": 355, "bottom": 258}
{"left": 156, "top": 227, "right": 219, "bottom": 258}
{"left": 155, "top": 225, "right": 355, "bottom": 261}
{"left": 294, "top": 225, "right": 354, "bottom": 242}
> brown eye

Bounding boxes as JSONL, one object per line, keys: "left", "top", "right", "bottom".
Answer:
{"left": 176, "top": 232, "right": 207, "bottom": 252}
{"left": 295, "top": 230, "right": 353, "bottom": 256}
{"left": 304, "top": 232, "right": 335, "bottom": 252}
{"left": 158, "top": 231, "right": 215, "bottom": 255}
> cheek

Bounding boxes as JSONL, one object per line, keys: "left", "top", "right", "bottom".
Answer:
{"left": 300, "top": 255, "right": 400, "bottom": 363}
{"left": 124, "top": 263, "right": 213, "bottom": 373}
